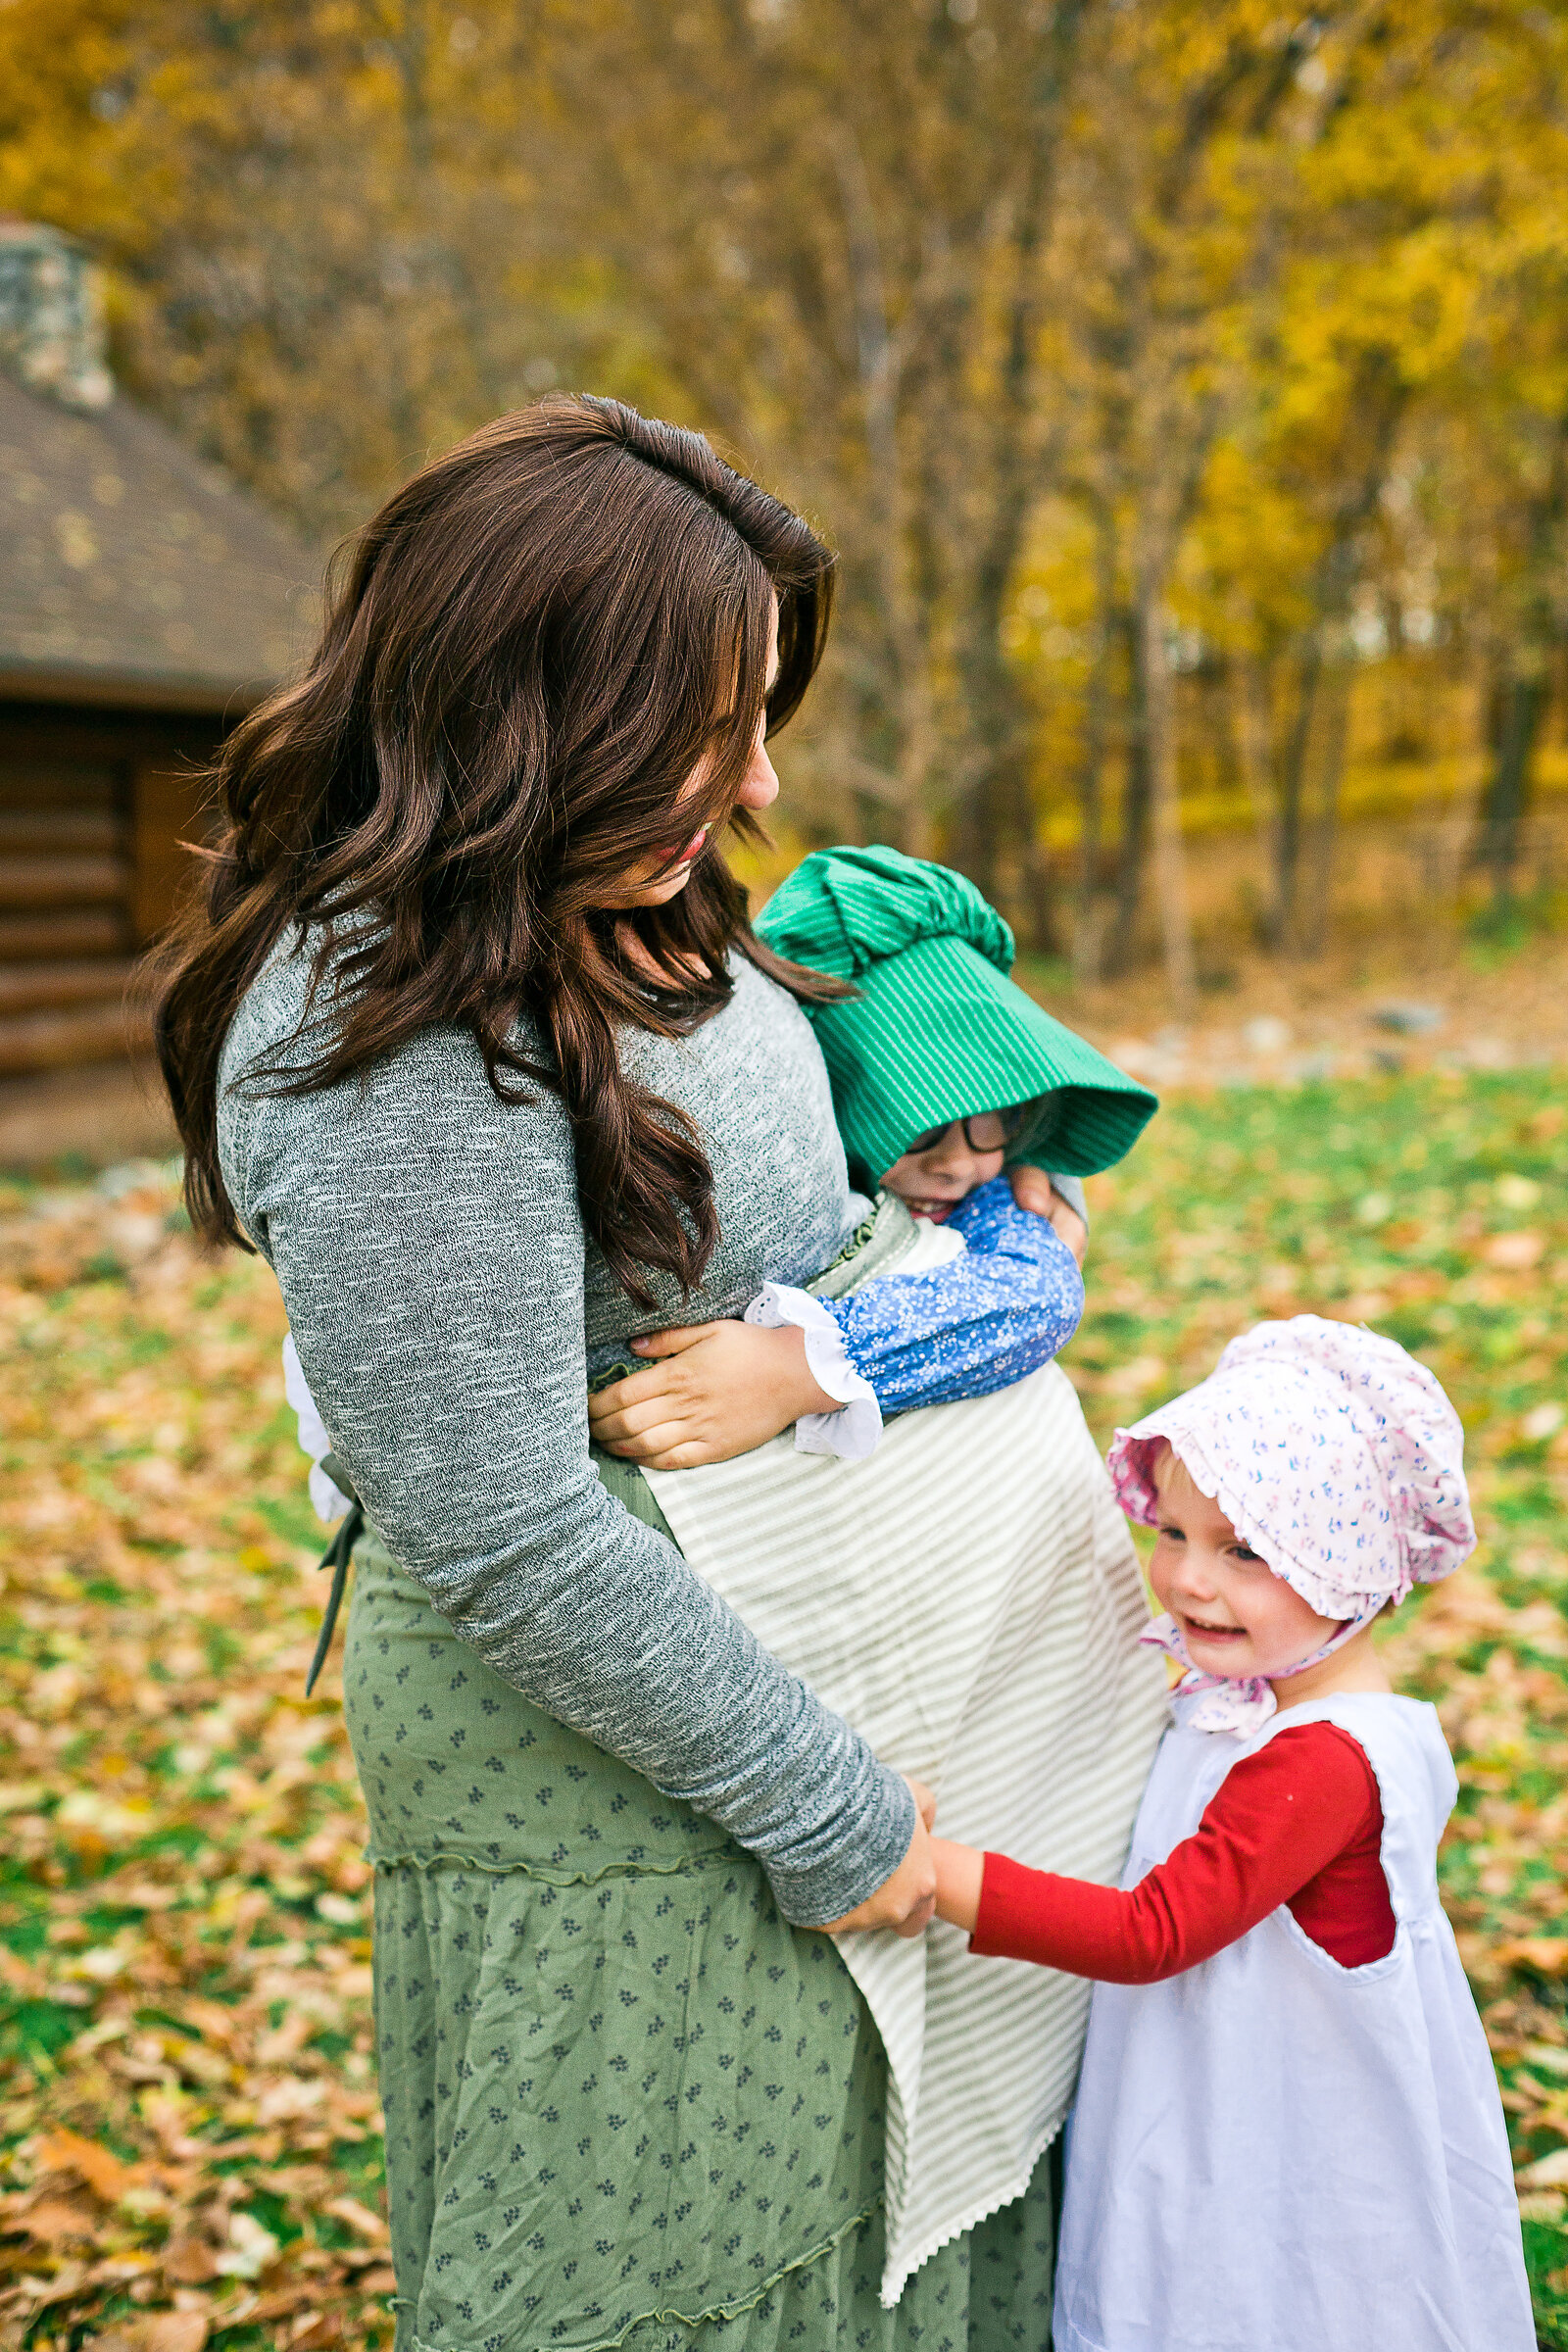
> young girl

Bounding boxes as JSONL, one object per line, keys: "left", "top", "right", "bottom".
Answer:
{"left": 932, "top": 1315, "right": 1534, "bottom": 2352}
{"left": 584, "top": 842, "right": 1156, "bottom": 1467}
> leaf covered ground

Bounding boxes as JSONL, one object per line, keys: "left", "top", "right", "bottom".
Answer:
{"left": 0, "top": 1069, "right": 1565, "bottom": 2349}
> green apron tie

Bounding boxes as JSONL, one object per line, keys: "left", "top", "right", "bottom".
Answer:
{"left": 306, "top": 1454, "right": 363, "bottom": 1696}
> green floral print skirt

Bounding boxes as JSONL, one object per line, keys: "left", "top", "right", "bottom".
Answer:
{"left": 342, "top": 1529, "right": 1056, "bottom": 2352}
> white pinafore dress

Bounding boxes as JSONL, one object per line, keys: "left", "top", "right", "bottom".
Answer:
{"left": 1052, "top": 1691, "right": 1534, "bottom": 2352}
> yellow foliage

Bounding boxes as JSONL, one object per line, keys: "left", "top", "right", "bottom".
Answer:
{"left": 3, "top": 0, "right": 1568, "bottom": 937}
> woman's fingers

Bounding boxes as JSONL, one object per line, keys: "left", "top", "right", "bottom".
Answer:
{"left": 1005, "top": 1166, "right": 1089, "bottom": 1266}
{"left": 906, "top": 1777, "right": 938, "bottom": 1831}
{"left": 604, "top": 1424, "right": 721, "bottom": 1468}
{"left": 589, "top": 1367, "right": 702, "bottom": 1442}
{"left": 588, "top": 1340, "right": 720, "bottom": 1443}
{"left": 895, "top": 1810, "right": 938, "bottom": 1921}
{"left": 1047, "top": 1197, "right": 1089, "bottom": 1267}
{"left": 631, "top": 1437, "right": 718, "bottom": 1470}
{"left": 1007, "top": 1165, "right": 1057, "bottom": 1216}
{"left": 590, "top": 1396, "right": 662, "bottom": 1446}
{"left": 600, "top": 1408, "right": 697, "bottom": 1456}
{"left": 592, "top": 1321, "right": 821, "bottom": 1467}
{"left": 589, "top": 1363, "right": 684, "bottom": 1422}
{"left": 588, "top": 1382, "right": 649, "bottom": 1438}
{"left": 629, "top": 1321, "right": 726, "bottom": 1357}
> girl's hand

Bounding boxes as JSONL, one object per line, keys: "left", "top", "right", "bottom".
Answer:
{"left": 588, "top": 1319, "right": 841, "bottom": 1469}
{"left": 931, "top": 1837, "right": 985, "bottom": 1933}
{"left": 1008, "top": 1166, "right": 1089, "bottom": 1267}
{"left": 819, "top": 1780, "right": 939, "bottom": 1939}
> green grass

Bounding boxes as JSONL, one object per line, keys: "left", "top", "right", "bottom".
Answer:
{"left": 1, "top": 1075, "right": 1565, "bottom": 2344}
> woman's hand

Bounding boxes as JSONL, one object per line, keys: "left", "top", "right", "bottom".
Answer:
{"left": 588, "top": 1319, "right": 841, "bottom": 1469}
{"left": 818, "top": 1779, "right": 939, "bottom": 1939}
{"left": 1008, "top": 1166, "right": 1089, "bottom": 1267}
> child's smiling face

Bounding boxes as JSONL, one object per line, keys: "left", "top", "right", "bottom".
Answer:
{"left": 1149, "top": 1448, "right": 1342, "bottom": 1682}
{"left": 879, "top": 1124, "right": 1006, "bottom": 1220}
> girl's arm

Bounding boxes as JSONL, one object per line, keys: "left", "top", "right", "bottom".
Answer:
{"left": 590, "top": 1175, "right": 1085, "bottom": 1466}
{"left": 933, "top": 1723, "right": 1393, "bottom": 1980}
{"left": 819, "top": 1176, "right": 1085, "bottom": 1416}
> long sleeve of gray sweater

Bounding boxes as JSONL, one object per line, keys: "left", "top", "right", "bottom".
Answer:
{"left": 217, "top": 943, "right": 914, "bottom": 1926}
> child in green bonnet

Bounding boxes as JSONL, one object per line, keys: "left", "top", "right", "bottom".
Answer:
{"left": 587, "top": 844, "right": 1154, "bottom": 1469}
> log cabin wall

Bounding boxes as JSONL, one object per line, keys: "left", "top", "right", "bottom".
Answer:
{"left": 0, "top": 220, "right": 317, "bottom": 1156}
{"left": 0, "top": 702, "right": 220, "bottom": 1080}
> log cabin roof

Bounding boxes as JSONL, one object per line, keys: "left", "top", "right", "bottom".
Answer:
{"left": 0, "top": 369, "right": 318, "bottom": 714}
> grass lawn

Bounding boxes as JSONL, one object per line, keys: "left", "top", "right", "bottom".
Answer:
{"left": 0, "top": 1066, "right": 1564, "bottom": 2349}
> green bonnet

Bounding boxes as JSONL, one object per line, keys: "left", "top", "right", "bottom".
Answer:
{"left": 754, "top": 844, "right": 1157, "bottom": 1191}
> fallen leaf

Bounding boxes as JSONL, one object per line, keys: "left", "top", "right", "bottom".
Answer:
{"left": 255, "top": 2078, "right": 326, "bottom": 2124}
{"left": 19, "top": 2256, "right": 91, "bottom": 2309}
{"left": 0, "top": 1782, "right": 50, "bottom": 1815}
{"left": 213, "top": 2210, "right": 280, "bottom": 2280}
{"left": 1517, "top": 2147, "right": 1568, "bottom": 2189}
{"left": 1495, "top": 1937, "right": 1568, "bottom": 1979}
{"left": 14, "top": 2197, "right": 102, "bottom": 2244}
{"left": 1484, "top": 1230, "right": 1545, "bottom": 1269}
{"left": 237, "top": 2287, "right": 322, "bottom": 2326}
{"left": 84, "top": 2313, "right": 209, "bottom": 2352}
{"left": 32, "top": 2131, "right": 136, "bottom": 2204}
{"left": 285, "top": 2317, "right": 342, "bottom": 2351}
{"left": 160, "top": 2234, "right": 221, "bottom": 2286}
{"left": 322, "top": 2194, "right": 387, "bottom": 2243}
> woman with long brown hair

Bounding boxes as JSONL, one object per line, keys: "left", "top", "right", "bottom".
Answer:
{"left": 157, "top": 397, "right": 1069, "bottom": 2348}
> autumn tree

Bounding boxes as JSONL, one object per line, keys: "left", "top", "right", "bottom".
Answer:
{"left": 1446, "top": 8, "right": 1568, "bottom": 898}
{"left": 1040, "top": 2, "right": 1401, "bottom": 991}
{"left": 523, "top": 0, "right": 1101, "bottom": 947}
{"left": 1197, "top": 0, "right": 1568, "bottom": 949}
{"left": 7, "top": 0, "right": 1568, "bottom": 962}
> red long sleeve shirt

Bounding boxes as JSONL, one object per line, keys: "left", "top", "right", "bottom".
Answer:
{"left": 971, "top": 1721, "right": 1395, "bottom": 1983}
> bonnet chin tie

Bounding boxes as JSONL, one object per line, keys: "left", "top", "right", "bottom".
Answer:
{"left": 1138, "top": 1603, "right": 1382, "bottom": 1739}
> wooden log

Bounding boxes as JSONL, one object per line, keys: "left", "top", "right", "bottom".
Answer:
{"left": 0, "top": 960, "right": 139, "bottom": 1015}
{"left": 0, "top": 855, "right": 130, "bottom": 908}
{"left": 0, "top": 809, "right": 122, "bottom": 855}
{"left": 0, "top": 1004, "right": 154, "bottom": 1076}
{"left": 133, "top": 763, "right": 215, "bottom": 942}
{"left": 0, "top": 910, "right": 128, "bottom": 960}
{"left": 0, "top": 769, "right": 115, "bottom": 813}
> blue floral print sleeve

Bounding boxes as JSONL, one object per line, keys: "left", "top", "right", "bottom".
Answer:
{"left": 820, "top": 1177, "right": 1085, "bottom": 1415}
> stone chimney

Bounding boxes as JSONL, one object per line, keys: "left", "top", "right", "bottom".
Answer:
{"left": 0, "top": 220, "right": 113, "bottom": 410}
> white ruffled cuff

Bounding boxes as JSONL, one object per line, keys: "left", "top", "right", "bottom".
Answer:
{"left": 282, "top": 1334, "right": 353, "bottom": 1523}
{"left": 309, "top": 1458, "right": 355, "bottom": 1524}
{"left": 743, "top": 1284, "right": 884, "bottom": 1461}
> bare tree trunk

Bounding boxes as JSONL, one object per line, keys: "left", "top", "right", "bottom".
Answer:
{"left": 1267, "top": 363, "right": 1407, "bottom": 950}
{"left": 949, "top": 0, "right": 1091, "bottom": 946}
{"left": 1473, "top": 403, "right": 1568, "bottom": 897}
{"left": 1270, "top": 630, "right": 1321, "bottom": 951}
{"left": 828, "top": 124, "right": 939, "bottom": 850}
{"left": 1304, "top": 659, "right": 1352, "bottom": 954}
{"left": 1229, "top": 650, "right": 1278, "bottom": 936}
{"left": 1477, "top": 664, "right": 1551, "bottom": 898}
{"left": 954, "top": 629, "right": 1055, "bottom": 950}
{"left": 1140, "top": 588, "right": 1197, "bottom": 1010}
{"left": 1103, "top": 606, "right": 1150, "bottom": 976}
{"left": 1072, "top": 509, "right": 1119, "bottom": 982}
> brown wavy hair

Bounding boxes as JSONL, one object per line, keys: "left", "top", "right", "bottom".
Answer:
{"left": 155, "top": 395, "right": 842, "bottom": 1305}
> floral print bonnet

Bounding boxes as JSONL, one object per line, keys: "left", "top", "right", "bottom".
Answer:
{"left": 1107, "top": 1316, "right": 1476, "bottom": 1736}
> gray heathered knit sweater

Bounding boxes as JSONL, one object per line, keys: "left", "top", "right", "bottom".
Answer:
{"left": 218, "top": 942, "right": 913, "bottom": 1926}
